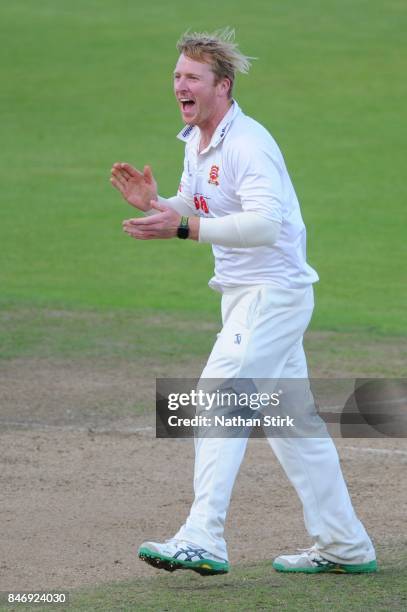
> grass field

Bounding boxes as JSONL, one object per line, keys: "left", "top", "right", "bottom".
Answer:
{"left": 2, "top": 547, "right": 406, "bottom": 611}
{"left": 61, "top": 547, "right": 407, "bottom": 611}
{"left": 1, "top": 0, "right": 406, "bottom": 332}
{"left": 1, "top": 1, "right": 406, "bottom": 611}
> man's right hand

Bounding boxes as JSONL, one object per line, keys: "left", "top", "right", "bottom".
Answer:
{"left": 110, "top": 162, "right": 157, "bottom": 212}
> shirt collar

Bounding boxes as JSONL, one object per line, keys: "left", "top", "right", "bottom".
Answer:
{"left": 176, "top": 100, "right": 241, "bottom": 149}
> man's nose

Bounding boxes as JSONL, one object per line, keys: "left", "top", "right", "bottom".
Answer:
{"left": 175, "top": 77, "right": 188, "bottom": 92}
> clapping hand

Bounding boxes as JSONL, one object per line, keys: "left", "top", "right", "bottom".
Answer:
{"left": 110, "top": 162, "right": 157, "bottom": 212}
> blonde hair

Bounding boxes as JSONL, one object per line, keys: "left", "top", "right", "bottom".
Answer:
{"left": 176, "top": 27, "right": 253, "bottom": 98}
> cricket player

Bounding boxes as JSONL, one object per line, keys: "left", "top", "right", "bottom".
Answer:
{"left": 110, "top": 29, "right": 377, "bottom": 575}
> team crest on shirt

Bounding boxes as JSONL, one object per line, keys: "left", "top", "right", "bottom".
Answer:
{"left": 208, "top": 164, "right": 220, "bottom": 186}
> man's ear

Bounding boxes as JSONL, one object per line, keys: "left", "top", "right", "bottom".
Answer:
{"left": 218, "top": 76, "right": 232, "bottom": 97}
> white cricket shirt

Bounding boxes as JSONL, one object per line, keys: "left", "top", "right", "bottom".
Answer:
{"left": 176, "top": 100, "right": 319, "bottom": 292}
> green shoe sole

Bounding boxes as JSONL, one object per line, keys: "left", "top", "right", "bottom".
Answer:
{"left": 138, "top": 547, "right": 230, "bottom": 576}
{"left": 273, "top": 559, "right": 377, "bottom": 574}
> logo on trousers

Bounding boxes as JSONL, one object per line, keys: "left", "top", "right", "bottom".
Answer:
{"left": 234, "top": 334, "right": 242, "bottom": 345}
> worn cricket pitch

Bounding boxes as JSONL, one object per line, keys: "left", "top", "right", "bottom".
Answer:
{"left": 0, "top": 311, "right": 406, "bottom": 607}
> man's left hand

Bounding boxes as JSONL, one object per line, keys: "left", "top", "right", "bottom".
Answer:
{"left": 122, "top": 201, "right": 181, "bottom": 240}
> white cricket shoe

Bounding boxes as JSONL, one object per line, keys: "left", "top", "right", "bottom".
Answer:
{"left": 138, "top": 539, "right": 229, "bottom": 575}
{"left": 273, "top": 546, "right": 377, "bottom": 574}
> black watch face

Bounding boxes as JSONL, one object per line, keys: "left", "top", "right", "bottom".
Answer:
{"left": 177, "top": 226, "right": 189, "bottom": 239}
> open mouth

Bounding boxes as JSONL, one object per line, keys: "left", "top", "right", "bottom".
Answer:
{"left": 180, "top": 98, "right": 196, "bottom": 112}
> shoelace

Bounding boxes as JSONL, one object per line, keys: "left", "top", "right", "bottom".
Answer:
{"left": 165, "top": 538, "right": 196, "bottom": 548}
{"left": 297, "top": 545, "right": 325, "bottom": 562}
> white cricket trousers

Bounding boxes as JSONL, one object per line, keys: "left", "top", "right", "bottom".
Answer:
{"left": 174, "top": 284, "right": 376, "bottom": 564}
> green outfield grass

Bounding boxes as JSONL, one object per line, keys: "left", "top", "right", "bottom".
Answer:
{"left": 1, "top": 0, "right": 406, "bottom": 334}
{"left": 69, "top": 548, "right": 407, "bottom": 611}
{"left": 2, "top": 547, "right": 403, "bottom": 612}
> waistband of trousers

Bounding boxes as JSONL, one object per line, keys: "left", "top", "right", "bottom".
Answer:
{"left": 221, "top": 283, "right": 313, "bottom": 297}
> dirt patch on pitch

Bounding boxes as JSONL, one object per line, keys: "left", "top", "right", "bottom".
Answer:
{"left": 0, "top": 331, "right": 406, "bottom": 590}
{"left": 1, "top": 428, "right": 406, "bottom": 590}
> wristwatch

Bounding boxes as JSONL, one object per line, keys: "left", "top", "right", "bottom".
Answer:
{"left": 177, "top": 216, "right": 189, "bottom": 239}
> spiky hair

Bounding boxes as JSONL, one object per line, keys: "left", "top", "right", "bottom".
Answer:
{"left": 176, "top": 27, "right": 254, "bottom": 97}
